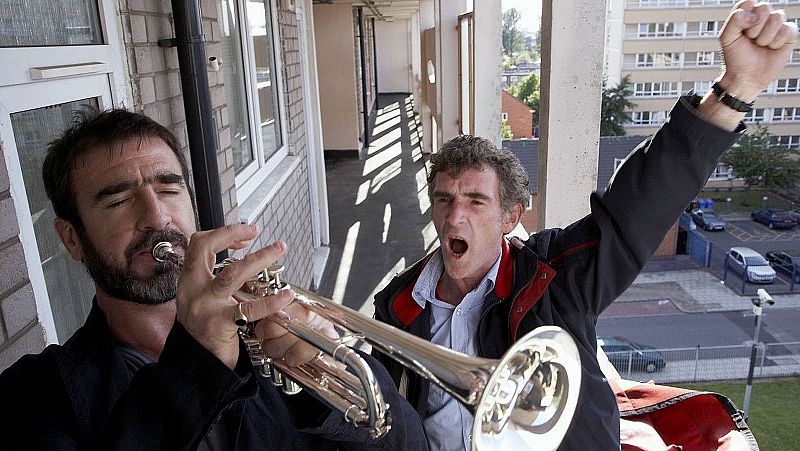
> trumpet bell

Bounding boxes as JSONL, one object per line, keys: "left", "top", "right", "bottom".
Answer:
{"left": 473, "top": 326, "right": 580, "bottom": 451}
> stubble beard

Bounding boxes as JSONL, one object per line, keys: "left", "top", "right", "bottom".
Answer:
{"left": 78, "top": 228, "right": 188, "bottom": 305}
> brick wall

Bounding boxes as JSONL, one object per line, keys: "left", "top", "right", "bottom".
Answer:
{"left": 0, "top": 145, "right": 45, "bottom": 370}
{"left": 502, "top": 91, "right": 533, "bottom": 139}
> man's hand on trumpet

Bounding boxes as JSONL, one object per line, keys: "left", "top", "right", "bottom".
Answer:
{"left": 175, "top": 223, "right": 295, "bottom": 369}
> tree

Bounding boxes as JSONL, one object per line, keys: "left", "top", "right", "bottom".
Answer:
{"left": 721, "top": 125, "right": 800, "bottom": 205}
{"left": 508, "top": 73, "right": 539, "bottom": 126}
{"left": 600, "top": 76, "right": 636, "bottom": 136}
{"left": 502, "top": 8, "right": 525, "bottom": 59}
{"left": 502, "top": 119, "right": 513, "bottom": 140}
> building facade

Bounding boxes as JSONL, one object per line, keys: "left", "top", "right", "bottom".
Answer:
{"left": 611, "top": 0, "right": 800, "bottom": 184}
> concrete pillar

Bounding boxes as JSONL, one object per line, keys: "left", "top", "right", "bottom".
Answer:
{"left": 472, "top": 0, "right": 502, "bottom": 146}
{"left": 537, "top": 0, "right": 605, "bottom": 230}
{"left": 435, "top": 0, "right": 467, "bottom": 144}
{"left": 419, "top": 0, "right": 436, "bottom": 153}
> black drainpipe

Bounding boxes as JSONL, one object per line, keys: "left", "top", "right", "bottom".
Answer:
{"left": 371, "top": 17, "right": 378, "bottom": 97}
{"left": 168, "top": 0, "right": 227, "bottom": 247}
{"left": 357, "top": 7, "right": 370, "bottom": 150}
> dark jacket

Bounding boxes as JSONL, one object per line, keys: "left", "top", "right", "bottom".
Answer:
{"left": 373, "top": 95, "right": 742, "bottom": 450}
{"left": 0, "top": 302, "right": 427, "bottom": 451}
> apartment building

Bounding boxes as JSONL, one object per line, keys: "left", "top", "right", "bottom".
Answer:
{"left": 610, "top": 0, "right": 800, "bottom": 183}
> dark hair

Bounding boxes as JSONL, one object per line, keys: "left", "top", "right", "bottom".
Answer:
{"left": 428, "top": 135, "right": 530, "bottom": 213}
{"left": 42, "top": 108, "right": 194, "bottom": 226}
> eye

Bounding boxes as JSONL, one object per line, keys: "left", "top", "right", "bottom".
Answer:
{"left": 107, "top": 198, "right": 130, "bottom": 209}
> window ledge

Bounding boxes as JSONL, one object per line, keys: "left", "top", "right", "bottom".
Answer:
{"left": 238, "top": 155, "right": 301, "bottom": 224}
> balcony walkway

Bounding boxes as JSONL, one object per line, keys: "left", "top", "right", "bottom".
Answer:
{"left": 317, "top": 94, "right": 436, "bottom": 316}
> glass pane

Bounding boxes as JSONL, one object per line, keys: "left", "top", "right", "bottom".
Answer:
{"left": 11, "top": 98, "right": 99, "bottom": 342}
{"left": 0, "top": 0, "right": 103, "bottom": 47}
{"left": 248, "top": 0, "right": 283, "bottom": 162}
{"left": 219, "top": 0, "right": 254, "bottom": 173}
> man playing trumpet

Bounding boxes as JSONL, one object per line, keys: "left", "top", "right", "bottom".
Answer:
{"left": 373, "top": 2, "right": 797, "bottom": 450}
{"left": 0, "top": 109, "right": 427, "bottom": 450}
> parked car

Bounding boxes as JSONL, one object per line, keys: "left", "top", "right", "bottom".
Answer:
{"left": 765, "top": 251, "right": 800, "bottom": 283}
{"left": 751, "top": 208, "right": 797, "bottom": 229}
{"left": 690, "top": 208, "right": 726, "bottom": 231}
{"left": 726, "top": 247, "right": 776, "bottom": 283}
{"left": 786, "top": 209, "right": 800, "bottom": 224}
{"left": 597, "top": 336, "right": 667, "bottom": 373}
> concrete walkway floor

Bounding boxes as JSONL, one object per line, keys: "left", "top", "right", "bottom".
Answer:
{"left": 317, "top": 94, "right": 436, "bottom": 317}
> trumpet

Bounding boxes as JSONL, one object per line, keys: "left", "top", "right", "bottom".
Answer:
{"left": 153, "top": 241, "right": 581, "bottom": 450}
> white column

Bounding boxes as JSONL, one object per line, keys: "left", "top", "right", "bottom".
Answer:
{"left": 435, "top": 0, "right": 467, "bottom": 143}
{"left": 472, "top": 0, "right": 502, "bottom": 146}
{"left": 537, "top": 0, "right": 605, "bottom": 230}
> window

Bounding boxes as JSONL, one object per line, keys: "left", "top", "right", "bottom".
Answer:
{"left": 771, "top": 135, "right": 800, "bottom": 149}
{"left": 788, "top": 48, "right": 800, "bottom": 64}
{"left": 0, "top": 0, "right": 103, "bottom": 47}
{"left": 772, "top": 107, "right": 800, "bottom": 122}
{"left": 710, "top": 164, "right": 732, "bottom": 180}
{"left": 633, "top": 81, "right": 680, "bottom": 97}
{"left": 613, "top": 158, "right": 625, "bottom": 172}
{"left": 636, "top": 53, "right": 654, "bottom": 68}
{"left": 776, "top": 78, "right": 800, "bottom": 93}
{"left": 637, "top": 22, "right": 684, "bottom": 37}
{"left": 635, "top": 52, "right": 681, "bottom": 68}
{"left": 692, "top": 81, "right": 712, "bottom": 93}
{"left": 743, "top": 108, "right": 766, "bottom": 123}
{"left": 630, "top": 111, "right": 666, "bottom": 126}
{"left": 219, "top": 0, "right": 287, "bottom": 200}
{"left": 696, "top": 51, "right": 715, "bottom": 66}
{"left": 699, "top": 21, "right": 719, "bottom": 36}
{"left": 501, "top": 112, "right": 508, "bottom": 121}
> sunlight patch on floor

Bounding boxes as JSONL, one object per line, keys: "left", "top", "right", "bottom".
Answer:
{"left": 333, "top": 221, "right": 361, "bottom": 302}
{"left": 355, "top": 180, "right": 370, "bottom": 205}
{"left": 363, "top": 129, "right": 402, "bottom": 176}
{"left": 382, "top": 203, "right": 392, "bottom": 243}
{"left": 358, "top": 257, "right": 407, "bottom": 318}
{"left": 370, "top": 159, "right": 402, "bottom": 194}
{"left": 422, "top": 220, "right": 438, "bottom": 251}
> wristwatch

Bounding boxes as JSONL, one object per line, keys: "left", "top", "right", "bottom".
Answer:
{"left": 711, "top": 82, "right": 755, "bottom": 113}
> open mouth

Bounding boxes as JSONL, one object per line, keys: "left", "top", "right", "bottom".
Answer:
{"left": 448, "top": 236, "right": 469, "bottom": 256}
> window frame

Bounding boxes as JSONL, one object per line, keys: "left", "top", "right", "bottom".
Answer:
{"left": 231, "top": 0, "right": 290, "bottom": 202}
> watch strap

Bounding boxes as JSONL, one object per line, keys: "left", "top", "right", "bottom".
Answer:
{"left": 711, "top": 82, "right": 755, "bottom": 113}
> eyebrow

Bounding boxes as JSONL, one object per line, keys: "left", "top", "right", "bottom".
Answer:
{"left": 431, "top": 190, "right": 492, "bottom": 201}
{"left": 95, "top": 172, "right": 184, "bottom": 200}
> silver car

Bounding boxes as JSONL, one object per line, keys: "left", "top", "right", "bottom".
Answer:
{"left": 727, "top": 247, "right": 776, "bottom": 283}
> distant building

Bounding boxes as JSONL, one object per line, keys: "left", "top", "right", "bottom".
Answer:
{"left": 502, "top": 91, "right": 534, "bottom": 139}
{"left": 502, "top": 62, "right": 540, "bottom": 88}
{"left": 504, "top": 135, "right": 679, "bottom": 256}
{"left": 607, "top": 0, "right": 800, "bottom": 151}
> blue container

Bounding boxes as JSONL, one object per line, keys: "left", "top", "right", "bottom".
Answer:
{"left": 706, "top": 199, "right": 714, "bottom": 210}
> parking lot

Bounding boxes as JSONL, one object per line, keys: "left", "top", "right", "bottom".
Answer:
{"left": 694, "top": 217, "right": 800, "bottom": 295}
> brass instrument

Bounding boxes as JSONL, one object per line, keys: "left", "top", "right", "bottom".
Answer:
{"left": 153, "top": 241, "right": 581, "bottom": 450}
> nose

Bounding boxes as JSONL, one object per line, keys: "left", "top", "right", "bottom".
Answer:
{"left": 446, "top": 198, "right": 467, "bottom": 225}
{"left": 137, "top": 188, "right": 171, "bottom": 231}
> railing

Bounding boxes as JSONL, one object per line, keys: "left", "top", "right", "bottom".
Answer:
{"left": 605, "top": 342, "right": 800, "bottom": 384}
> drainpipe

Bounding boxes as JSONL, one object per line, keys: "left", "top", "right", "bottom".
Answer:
{"left": 167, "top": 0, "right": 226, "bottom": 240}
{"left": 371, "top": 17, "right": 378, "bottom": 97}
{"left": 358, "top": 7, "right": 370, "bottom": 150}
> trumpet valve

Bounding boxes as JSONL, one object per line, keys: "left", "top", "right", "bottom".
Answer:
{"left": 267, "top": 264, "right": 288, "bottom": 294}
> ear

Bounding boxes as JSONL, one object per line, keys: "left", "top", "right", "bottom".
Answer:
{"left": 54, "top": 218, "right": 84, "bottom": 262}
{"left": 501, "top": 203, "right": 523, "bottom": 235}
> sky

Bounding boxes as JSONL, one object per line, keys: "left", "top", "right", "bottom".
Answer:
{"left": 502, "top": 0, "right": 542, "bottom": 33}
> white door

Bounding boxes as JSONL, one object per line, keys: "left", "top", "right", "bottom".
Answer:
{"left": 0, "top": 0, "right": 127, "bottom": 343}
{"left": 375, "top": 18, "right": 412, "bottom": 93}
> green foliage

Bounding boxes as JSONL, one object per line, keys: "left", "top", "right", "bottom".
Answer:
{"left": 507, "top": 73, "right": 539, "bottom": 126}
{"left": 501, "top": 119, "right": 513, "bottom": 140}
{"left": 721, "top": 125, "right": 800, "bottom": 195}
{"left": 600, "top": 75, "right": 635, "bottom": 136}
{"left": 502, "top": 8, "right": 537, "bottom": 65}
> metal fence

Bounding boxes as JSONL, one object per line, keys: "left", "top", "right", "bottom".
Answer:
{"left": 605, "top": 342, "right": 800, "bottom": 384}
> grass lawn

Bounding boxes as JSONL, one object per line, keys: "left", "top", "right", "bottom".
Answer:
{"left": 676, "top": 377, "right": 800, "bottom": 450}
{"left": 697, "top": 189, "right": 796, "bottom": 213}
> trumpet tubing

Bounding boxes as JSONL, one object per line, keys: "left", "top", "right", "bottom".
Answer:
{"left": 153, "top": 241, "right": 581, "bottom": 450}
